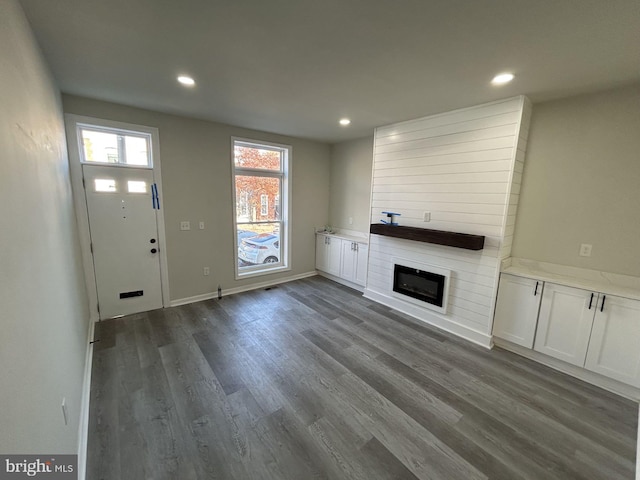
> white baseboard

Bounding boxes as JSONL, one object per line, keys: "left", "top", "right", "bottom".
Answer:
{"left": 77, "top": 319, "right": 95, "bottom": 480}
{"left": 363, "top": 288, "right": 493, "bottom": 349}
{"left": 493, "top": 337, "right": 640, "bottom": 402}
{"left": 169, "top": 271, "right": 318, "bottom": 307}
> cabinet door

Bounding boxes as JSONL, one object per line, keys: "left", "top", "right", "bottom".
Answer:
{"left": 315, "top": 234, "right": 329, "bottom": 271}
{"left": 492, "top": 274, "right": 543, "bottom": 348}
{"left": 355, "top": 243, "right": 369, "bottom": 286}
{"left": 340, "top": 241, "right": 357, "bottom": 281}
{"left": 585, "top": 294, "right": 640, "bottom": 387}
{"left": 325, "top": 236, "right": 342, "bottom": 276}
{"left": 534, "top": 283, "right": 596, "bottom": 366}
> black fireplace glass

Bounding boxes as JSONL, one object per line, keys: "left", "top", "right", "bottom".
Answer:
{"left": 393, "top": 264, "right": 445, "bottom": 307}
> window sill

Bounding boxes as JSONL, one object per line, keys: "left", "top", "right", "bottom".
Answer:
{"left": 235, "top": 264, "right": 291, "bottom": 281}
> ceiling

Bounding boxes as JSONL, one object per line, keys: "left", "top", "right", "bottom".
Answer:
{"left": 19, "top": 0, "right": 640, "bottom": 143}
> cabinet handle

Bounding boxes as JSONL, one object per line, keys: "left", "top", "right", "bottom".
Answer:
{"left": 355, "top": 243, "right": 358, "bottom": 252}
{"left": 534, "top": 281, "right": 539, "bottom": 296}
{"left": 600, "top": 295, "right": 606, "bottom": 312}
{"left": 588, "top": 293, "right": 594, "bottom": 310}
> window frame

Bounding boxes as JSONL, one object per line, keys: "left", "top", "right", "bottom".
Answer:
{"left": 231, "top": 137, "right": 292, "bottom": 279}
{"left": 77, "top": 124, "right": 153, "bottom": 168}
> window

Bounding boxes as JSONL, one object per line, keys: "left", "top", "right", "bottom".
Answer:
{"left": 94, "top": 179, "right": 116, "bottom": 192}
{"left": 79, "top": 126, "right": 152, "bottom": 167}
{"left": 127, "top": 180, "right": 147, "bottom": 193}
{"left": 232, "top": 138, "right": 290, "bottom": 277}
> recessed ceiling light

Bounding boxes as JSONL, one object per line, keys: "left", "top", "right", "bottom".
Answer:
{"left": 491, "top": 72, "right": 515, "bottom": 85}
{"left": 339, "top": 118, "right": 351, "bottom": 126}
{"left": 177, "top": 75, "right": 195, "bottom": 86}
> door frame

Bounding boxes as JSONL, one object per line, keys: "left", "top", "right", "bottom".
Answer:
{"left": 65, "top": 114, "right": 170, "bottom": 321}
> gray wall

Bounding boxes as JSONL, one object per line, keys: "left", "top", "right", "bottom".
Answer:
{"left": 329, "top": 136, "right": 373, "bottom": 234}
{"left": 0, "top": 0, "right": 89, "bottom": 453}
{"left": 63, "top": 95, "right": 332, "bottom": 301}
{"left": 512, "top": 84, "right": 640, "bottom": 276}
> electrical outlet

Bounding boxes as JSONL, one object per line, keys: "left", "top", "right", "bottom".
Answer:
{"left": 199, "top": 221, "right": 205, "bottom": 230}
{"left": 423, "top": 212, "right": 431, "bottom": 222}
{"left": 180, "top": 221, "right": 190, "bottom": 231}
{"left": 203, "top": 267, "right": 210, "bottom": 276}
{"left": 579, "top": 243, "right": 592, "bottom": 257}
{"left": 61, "top": 397, "right": 68, "bottom": 426}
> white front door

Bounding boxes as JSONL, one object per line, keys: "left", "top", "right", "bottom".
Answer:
{"left": 83, "top": 164, "right": 163, "bottom": 319}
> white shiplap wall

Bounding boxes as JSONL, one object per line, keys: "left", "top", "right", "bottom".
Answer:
{"left": 365, "top": 96, "right": 531, "bottom": 347}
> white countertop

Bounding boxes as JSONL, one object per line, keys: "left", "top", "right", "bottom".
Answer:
{"left": 502, "top": 258, "right": 640, "bottom": 301}
{"left": 316, "top": 230, "right": 369, "bottom": 244}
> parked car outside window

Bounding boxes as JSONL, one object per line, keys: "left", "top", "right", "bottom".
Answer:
{"left": 238, "top": 233, "right": 280, "bottom": 265}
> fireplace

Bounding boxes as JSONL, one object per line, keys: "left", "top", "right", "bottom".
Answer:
{"left": 391, "top": 260, "right": 450, "bottom": 314}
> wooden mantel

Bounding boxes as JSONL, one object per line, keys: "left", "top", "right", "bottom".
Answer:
{"left": 370, "top": 224, "right": 485, "bottom": 250}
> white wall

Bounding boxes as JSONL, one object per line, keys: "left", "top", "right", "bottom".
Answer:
{"left": 329, "top": 136, "right": 373, "bottom": 234}
{"left": 512, "top": 84, "right": 640, "bottom": 276}
{"left": 62, "top": 95, "right": 332, "bottom": 302}
{"left": 0, "top": 0, "right": 89, "bottom": 453}
{"left": 366, "top": 97, "right": 530, "bottom": 346}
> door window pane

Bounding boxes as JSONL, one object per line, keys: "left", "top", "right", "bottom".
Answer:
{"left": 127, "top": 180, "right": 147, "bottom": 193}
{"left": 94, "top": 179, "right": 117, "bottom": 192}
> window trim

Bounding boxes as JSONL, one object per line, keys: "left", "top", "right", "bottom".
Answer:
{"left": 77, "top": 123, "right": 153, "bottom": 168}
{"left": 231, "top": 137, "right": 292, "bottom": 279}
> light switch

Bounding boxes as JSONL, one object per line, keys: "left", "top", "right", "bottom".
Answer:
{"left": 423, "top": 212, "right": 431, "bottom": 222}
{"left": 579, "top": 243, "right": 592, "bottom": 257}
{"left": 180, "top": 221, "right": 190, "bottom": 231}
{"left": 199, "top": 221, "right": 205, "bottom": 230}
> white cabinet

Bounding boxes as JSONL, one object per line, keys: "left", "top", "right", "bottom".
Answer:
{"left": 493, "top": 274, "right": 543, "bottom": 348}
{"left": 315, "top": 234, "right": 341, "bottom": 276}
{"left": 585, "top": 294, "right": 640, "bottom": 388}
{"left": 355, "top": 242, "right": 368, "bottom": 286}
{"left": 316, "top": 234, "right": 368, "bottom": 287}
{"left": 534, "top": 283, "right": 597, "bottom": 367}
{"left": 494, "top": 269, "right": 640, "bottom": 390}
{"left": 340, "top": 240, "right": 369, "bottom": 286}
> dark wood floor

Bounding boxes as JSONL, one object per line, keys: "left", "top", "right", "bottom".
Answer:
{"left": 87, "top": 276, "right": 638, "bottom": 480}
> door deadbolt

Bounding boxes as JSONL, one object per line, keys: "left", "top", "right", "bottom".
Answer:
{"left": 150, "top": 238, "right": 156, "bottom": 243}
{"left": 150, "top": 248, "right": 157, "bottom": 254}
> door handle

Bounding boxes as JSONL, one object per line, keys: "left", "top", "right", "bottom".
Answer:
{"left": 534, "top": 281, "right": 539, "bottom": 296}
{"left": 150, "top": 238, "right": 156, "bottom": 244}
{"left": 600, "top": 295, "right": 606, "bottom": 312}
{"left": 150, "top": 248, "right": 157, "bottom": 254}
{"left": 588, "top": 293, "right": 594, "bottom": 309}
